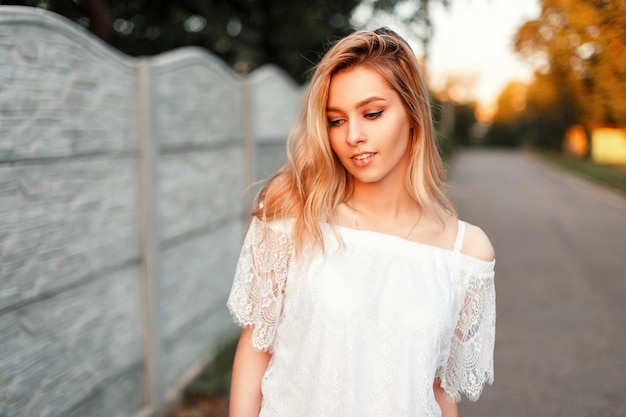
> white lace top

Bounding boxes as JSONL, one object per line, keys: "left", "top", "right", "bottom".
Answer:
{"left": 227, "top": 217, "right": 495, "bottom": 417}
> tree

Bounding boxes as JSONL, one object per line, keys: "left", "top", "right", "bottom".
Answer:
{"left": 482, "top": 82, "right": 527, "bottom": 147}
{"left": 2, "top": 0, "right": 450, "bottom": 84}
{"left": 522, "top": 68, "right": 580, "bottom": 150}
{"left": 514, "top": 0, "right": 626, "bottom": 128}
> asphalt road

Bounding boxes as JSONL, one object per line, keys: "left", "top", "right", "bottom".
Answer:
{"left": 448, "top": 150, "right": 626, "bottom": 417}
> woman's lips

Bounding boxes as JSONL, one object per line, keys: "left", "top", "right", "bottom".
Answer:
{"left": 351, "top": 152, "right": 377, "bottom": 167}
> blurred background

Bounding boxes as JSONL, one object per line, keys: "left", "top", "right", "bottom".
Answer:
{"left": 0, "top": 1, "right": 624, "bottom": 417}
{"left": 3, "top": 0, "right": 625, "bottom": 151}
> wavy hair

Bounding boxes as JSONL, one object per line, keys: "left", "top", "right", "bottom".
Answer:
{"left": 251, "top": 27, "right": 455, "bottom": 254}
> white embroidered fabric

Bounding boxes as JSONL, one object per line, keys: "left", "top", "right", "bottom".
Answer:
{"left": 227, "top": 217, "right": 495, "bottom": 417}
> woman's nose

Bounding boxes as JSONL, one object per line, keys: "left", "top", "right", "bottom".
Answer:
{"left": 346, "top": 120, "right": 366, "bottom": 146}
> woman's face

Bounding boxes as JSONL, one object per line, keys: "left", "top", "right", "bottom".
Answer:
{"left": 326, "top": 66, "right": 412, "bottom": 189}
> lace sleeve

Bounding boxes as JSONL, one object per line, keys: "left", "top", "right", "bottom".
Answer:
{"left": 226, "top": 217, "right": 293, "bottom": 352}
{"left": 437, "top": 262, "right": 496, "bottom": 402}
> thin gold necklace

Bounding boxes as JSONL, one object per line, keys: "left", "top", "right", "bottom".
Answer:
{"left": 350, "top": 204, "right": 423, "bottom": 240}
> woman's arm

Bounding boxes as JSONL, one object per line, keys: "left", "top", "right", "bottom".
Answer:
{"left": 229, "top": 326, "right": 272, "bottom": 417}
{"left": 434, "top": 379, "right": 459, "bottom": 417}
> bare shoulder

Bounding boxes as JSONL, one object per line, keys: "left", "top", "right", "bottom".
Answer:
{"left": 462, "top": 222, "right": 495, "bottom": 262}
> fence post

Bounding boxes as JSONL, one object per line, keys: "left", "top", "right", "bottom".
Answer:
{"left": 136, "top": 57, "right": 162, "bottom": 417}
{"left": 242, "top": 76, "right": 255, "bottom": 216}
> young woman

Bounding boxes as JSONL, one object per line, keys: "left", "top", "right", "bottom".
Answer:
{"left": 227, "top": 28, "right": 496, "bottom": 417}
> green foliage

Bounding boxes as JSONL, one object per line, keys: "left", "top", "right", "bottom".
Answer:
{"left": 488, "top": 0, "right": 626, "bottom": 151}
{"left": 183, "top": 337, "right": 238, "bottom": 400}
{"left": 106, "top": 0, "right": 363, "bottom": 84}
{"left": 430, "top": 95, "right": 457, "bottom": 162}
{"left": 435, "top": 130, "right": 456, "bottom": 165}
{"left": 482, "top": 122, "right": 523, "bottom": 148}
{"left": 482, "top": 70, "right": 581, "bottom": 149}
{"left": 522, "top": 68, "right": 580, "bottom": 150}
{"left": 514, "top": 0, "right": 626, "bottom": 128}
{"left": 450, "top": 102, "right": 477, "bottom": 147}
{"left": 4, "top": 0, "right": 446, "bottom": 84}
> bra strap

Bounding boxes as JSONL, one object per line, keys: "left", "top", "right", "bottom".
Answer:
{"left": 453, "top": 220, "right": 466, "bottom": 253}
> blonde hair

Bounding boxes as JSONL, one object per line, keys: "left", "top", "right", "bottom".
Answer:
{"left": 252, "top": 27, "right": 455, "bottom": 254}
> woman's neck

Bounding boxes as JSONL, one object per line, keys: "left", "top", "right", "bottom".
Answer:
{"left": 349, "top": 182, "right": 418, "bottom": 220}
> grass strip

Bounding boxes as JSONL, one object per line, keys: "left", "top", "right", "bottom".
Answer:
{"left": 183, "top": 337, "right": 238, "bottom": 401}
{"left": 537, "top": 151, "right": 626, "bottom": 196}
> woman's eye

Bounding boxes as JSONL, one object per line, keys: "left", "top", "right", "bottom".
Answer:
{"left": 364, "top": 110, "right": 384, "bottom": 120}
{"left": 328, "top": 119, "right": 344, "bottom": 127}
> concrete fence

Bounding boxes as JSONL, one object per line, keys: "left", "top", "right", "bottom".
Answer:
{"left": 0, "top": 6, "right": 305, "bottom": 417}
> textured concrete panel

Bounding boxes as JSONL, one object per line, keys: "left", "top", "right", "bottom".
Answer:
{"left": 255, "top": 142, "right": 287, "bottom": 182}
{"left": 0, "top": 157, "right": 139, "bottom": 311}
{"left": 160, "top": 220, "right": 242, "bottom": 388}
{"left": 150, "top": 48, "right": 244, "bottom": 149}
{"left": 160, "top": 220, "right": 243, "bottom": 340}
{"left": 0, "top": 7, "right": 308, "bottom": 417}
{"left": 249, "top": 65, "right": 305, "bottom": 144}
{"left": 64, "top": 365, "right": 143, "bottom": 417}
{"left": 0, "top": 266, "right": 142, "bottom": 417}
{"left": 158, "top": 147, "right": 244, "bottom": 243}
{"left": 163, "top": 304, "right": 237, "bottom": 390}
{"left": 0, "top": 7, "right": 136, "bottom": 161}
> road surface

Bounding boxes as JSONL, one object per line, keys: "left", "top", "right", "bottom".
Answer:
{"left": 449, "top": 150, "right": 626, "bottom": 417}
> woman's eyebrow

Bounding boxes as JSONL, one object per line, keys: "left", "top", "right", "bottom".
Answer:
{"left": 326, "top": 96, "right": 387, "bottom": 112}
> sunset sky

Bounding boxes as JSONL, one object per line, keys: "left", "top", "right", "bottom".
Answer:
{"left": 427, "top": 0, "right": 541, "bottom": 109}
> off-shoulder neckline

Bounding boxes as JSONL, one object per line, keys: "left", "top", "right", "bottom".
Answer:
{"left": 333, "top": 224, "right": 496, "bottom": 268}
{"left": 254, "top": 216, "right": 495, "bottom": 269}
